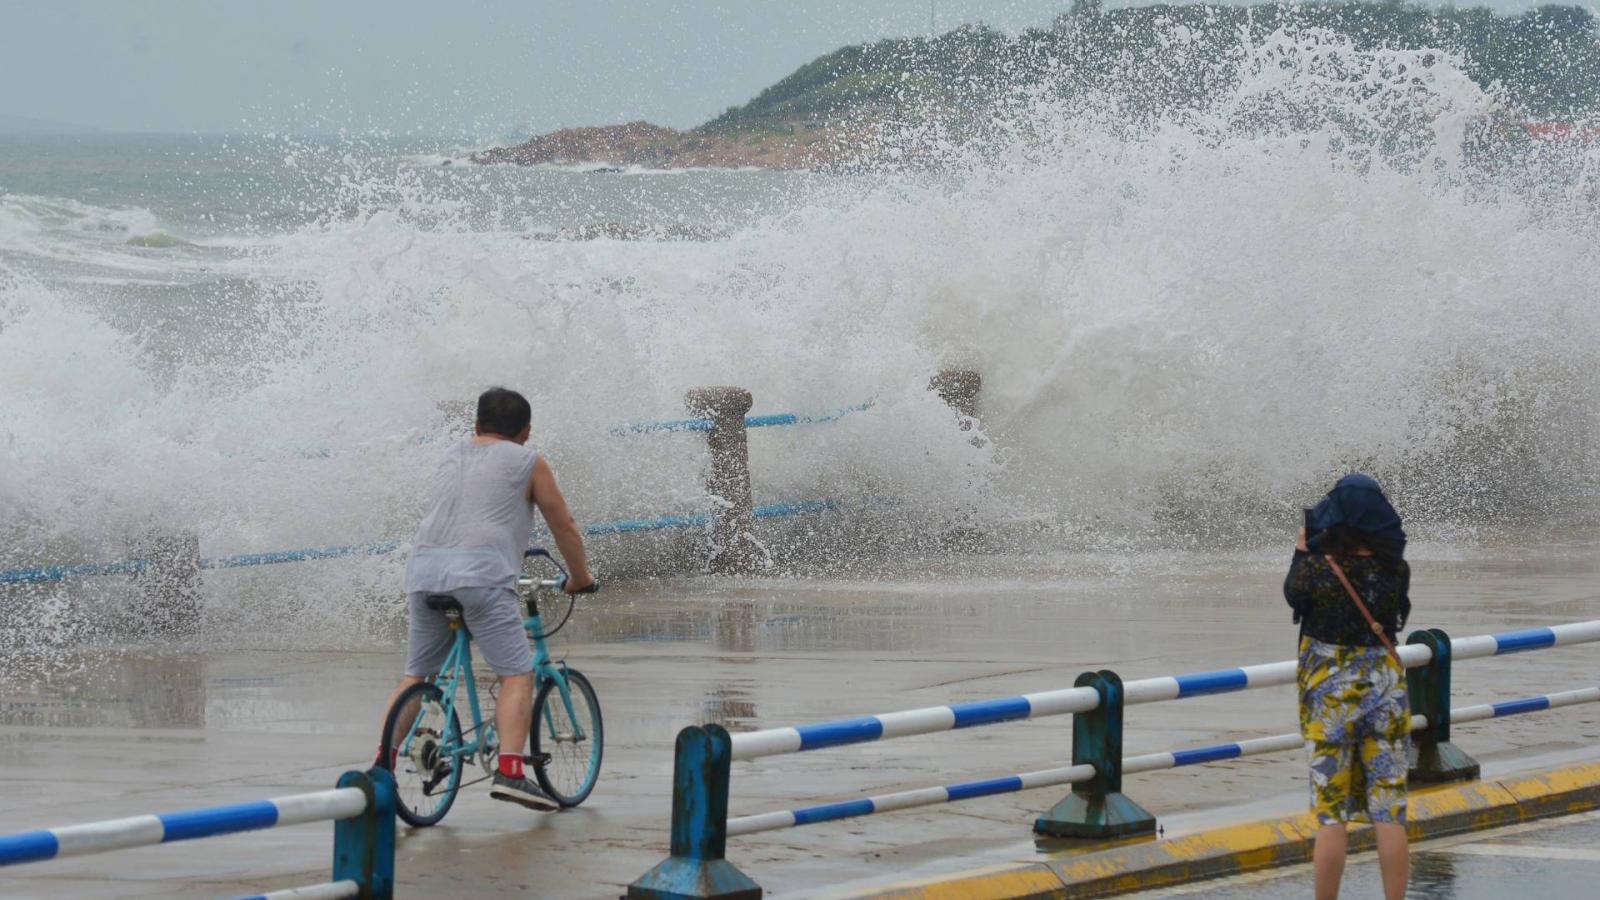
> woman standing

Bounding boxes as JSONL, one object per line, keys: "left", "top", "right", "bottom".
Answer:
{"left": 1285, "top": 474, "right": 1411, "bottom": 900}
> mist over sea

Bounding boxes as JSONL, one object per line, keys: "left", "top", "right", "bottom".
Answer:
{"left": 4, "top": 30, "right": 1600, "bottom": 656}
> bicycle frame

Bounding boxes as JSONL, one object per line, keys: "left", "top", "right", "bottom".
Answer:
{"left": 525, "top": 595, "right": 591, "bottom": 751}
{"left": 396, "top": 593, "right": 589, "bottom": 777}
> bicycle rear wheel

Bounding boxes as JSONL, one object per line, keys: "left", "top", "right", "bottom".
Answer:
{"left": 380, "top": 682, "right": 463, "bottom": 827}
{"left": 531, "top": 668, "right": 604, "bottom": 806}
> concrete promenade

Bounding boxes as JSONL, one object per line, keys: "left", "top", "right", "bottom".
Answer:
{"left": 0, "top": 541, "right": 1596, "bottom": 897}
{"left": 1139, "top": 809, "right": 1600, "bottom": 899}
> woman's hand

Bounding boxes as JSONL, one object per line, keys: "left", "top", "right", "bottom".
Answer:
{"left": 1296, "top": 527, "right": 1309, "bottom": 552}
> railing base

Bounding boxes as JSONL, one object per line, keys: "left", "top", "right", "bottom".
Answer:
{"left": 1036, "top": 670, "right": 1158, "bottom": 840}
{"left": 1034, "top": 790, "right": 1157, "bottom": 839}
{"left": 627, "top": 857, "right": 762, "bottom": 900}
{"left": 1405, "top": 628, "right": 1481, "bottom": 786}
{"left": 332, "top": 768, "right": 395, "bottom": 900}
{"left": 630, "top": 725, "right": 762, "bottom": 900}
{"left": 1409, "top": 740, "right": 1481, "bottom": 785}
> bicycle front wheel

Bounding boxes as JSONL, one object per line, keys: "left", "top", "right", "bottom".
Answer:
{"left": 531, "top": 668, "right": 604, "bottom": 806}
{"left": 380, "top": 681, "right": 463, "bottom": 827}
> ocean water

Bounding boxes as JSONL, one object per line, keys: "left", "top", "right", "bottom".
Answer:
{"left": 2, "top": 30, "right": 1599, "bottom": 653}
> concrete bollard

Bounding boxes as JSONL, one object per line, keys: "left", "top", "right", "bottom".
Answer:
{"left": 628, "top": 725, "right": 761, "bottom": 900}
{"left": 130, "top": 531, "right": 202, "bottom": 637}
{"left": 929, "top": 368, "right": 981, "bottom": 422}
{"left": 685, "top": 387, "right": 756, "bottom": 575}
{"left": 1406, "top": 629, "right": 1482, "bottom": 784}
{"left": 1035, "top": 670, "right": 1157, "bottom": 839}
{"left": 931, "top": 368, "right": 985, "bottom": 549}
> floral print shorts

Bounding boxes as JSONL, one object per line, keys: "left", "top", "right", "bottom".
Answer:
{"left": 1297, "top": 637, "right": 1411, "bottom": 825}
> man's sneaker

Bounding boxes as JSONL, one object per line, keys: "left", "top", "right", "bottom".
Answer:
{"left": 490, "top": 772, "right": 559, "bottom": 812}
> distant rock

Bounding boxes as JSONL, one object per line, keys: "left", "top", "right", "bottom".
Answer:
{"left": 472, "top": 121, "right": 860, "bottom": 171}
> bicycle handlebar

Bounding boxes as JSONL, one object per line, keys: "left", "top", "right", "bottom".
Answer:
{"left": 516, "top": 574, "right": 601, "bottom": 595}
{"left": 519, "top": 546, "right": 599, "bottom": 594}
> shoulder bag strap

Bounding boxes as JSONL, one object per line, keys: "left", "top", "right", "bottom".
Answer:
{"left": 1323, "top": 554, "right": 1402, "bottom": 664}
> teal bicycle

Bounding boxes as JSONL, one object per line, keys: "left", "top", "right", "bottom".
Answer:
{"left": 379, "top": 548, "right": 604, "bottom": 826}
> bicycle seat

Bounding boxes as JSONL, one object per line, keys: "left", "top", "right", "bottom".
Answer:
{"left": 424, "top": 594, "right": 463, "bottom": 614}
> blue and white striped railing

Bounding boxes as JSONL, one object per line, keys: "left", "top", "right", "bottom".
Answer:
{"left": 728, "top": 765, "right": 1096, "bottom": 836}
{"left": 0, "top": 787, "right": 362, "bottom": 865}
{"left": 728, "top": 620, "right": 1600, "bottom": 761}
{"left": 629, "top": 617, "right": 1600, "bottom": 897}
{"left": 724, "top": 620, "right": 1600, "bottom": 820}
{"left": 0, "top": 769, "right": 394, "bottom": 899}
{"left": 726, "top": 681, "right": 1600, "bottom": 836}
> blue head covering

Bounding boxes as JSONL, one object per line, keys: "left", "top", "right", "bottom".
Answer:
{"left": 1306, "top": 473, "right": 1406, "bottom": 552}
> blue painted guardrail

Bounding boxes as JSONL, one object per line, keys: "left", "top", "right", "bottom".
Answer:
{"left": 0, "top": 395, "right": 883, "bottom": 587}
{"left": 0, "top": 768, "right": 395, "bottom": 900}
{"left": 0, "top": 500, "right": 841, "bottom": 587}
{"left": 609, "top": 402, "right": 871, "bottom": 436}
{"left": 626, "top": 619, "right": 1600, "bottom": 899}
{"left": 2, "top": 370, "right": 987, "bottom": 587}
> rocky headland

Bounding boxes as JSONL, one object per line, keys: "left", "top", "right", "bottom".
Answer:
{"left": 472, "top": 5, "right": 1600, "bottom": 172}
{"left": 472, "top": 121, "right": 857, "bottom": 171}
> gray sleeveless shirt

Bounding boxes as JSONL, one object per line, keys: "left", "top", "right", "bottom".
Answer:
{"left": 403, "top": 439, "right": 538, "bottom": 592}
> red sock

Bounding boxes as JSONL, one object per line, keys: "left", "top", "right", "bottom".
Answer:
{"left": 499, "top": 753, "right": 524, "bottom": 778}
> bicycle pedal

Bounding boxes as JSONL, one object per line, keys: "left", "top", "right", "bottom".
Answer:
{"left": 524, "top": 753, "right": 552, "bottom": 769}
{"left": 422, "top": 764, "right": 454, "bottom": 794}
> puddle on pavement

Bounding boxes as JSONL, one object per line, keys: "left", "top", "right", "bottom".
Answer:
{"left": 0, "top": 654, "right": 207, "bottom": 729}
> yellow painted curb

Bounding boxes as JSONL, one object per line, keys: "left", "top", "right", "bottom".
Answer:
{"left": 853, "top": 864, "right": 1067, "bottom": 900}
{"left": 828, "top": 760, "right": 1600, "bottom": 900}
{"left": 1498, "top": 760, "right": 1600, "bottom": 820}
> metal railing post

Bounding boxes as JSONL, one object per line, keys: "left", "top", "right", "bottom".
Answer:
{"left": 332, "top": 768, "right": 396, "bottom": 900}
{"left": 685, "top": 387, "right": 757, "bottom": 574}
{"left": 929, "top": 368, "right": 981, "bottom": 422}
{"left": 1406, "top": 629, "right": 1481, "bottom": 784}
{"left": 1035, "top": 670, "right": 1156, "bottom": 838}
{"left": 629, "top": 725, "right": 761, "bottom": 899}
{"left": 130, "top": 530, "right": 201, "bottom": 637}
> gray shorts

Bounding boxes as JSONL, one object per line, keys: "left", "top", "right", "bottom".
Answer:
{"left": 405, "top": 585, "right": 531, "bottom": 677}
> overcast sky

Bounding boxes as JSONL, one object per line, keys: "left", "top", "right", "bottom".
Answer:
{"left": 0, "top": 0, "right": 1563, "bottom": 137}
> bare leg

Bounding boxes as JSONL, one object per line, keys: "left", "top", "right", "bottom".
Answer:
{"left": 1374, "top": 822, "right": 1409, "bottom": 900}
{"left": 1313, "top": 823, "right": 1348, "bottom": 900}
{"left": 378, "top": 676, "right": 427, "bottom": 754}
{"left": 496, "top": 673, "right": 534, "bottom": 759}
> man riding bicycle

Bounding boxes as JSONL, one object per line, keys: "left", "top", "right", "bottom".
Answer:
{"left": 381, "top": 386, "right": 596, "bottom": 811}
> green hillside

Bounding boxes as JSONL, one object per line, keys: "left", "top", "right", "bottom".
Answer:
{"left": 700, "top": 2, "right": 1600, "bottom": 133}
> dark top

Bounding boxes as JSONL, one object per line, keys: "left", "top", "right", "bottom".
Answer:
{"left": 1284, "top": 550, "right": 1411, "bottom": 647}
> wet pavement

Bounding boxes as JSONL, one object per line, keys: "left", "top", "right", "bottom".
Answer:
{"left": 1134, "top": 811, "right": 1600, "bottom": 899}
{"left": 0, "top": 541, "right": 1597, "bottom": 897}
